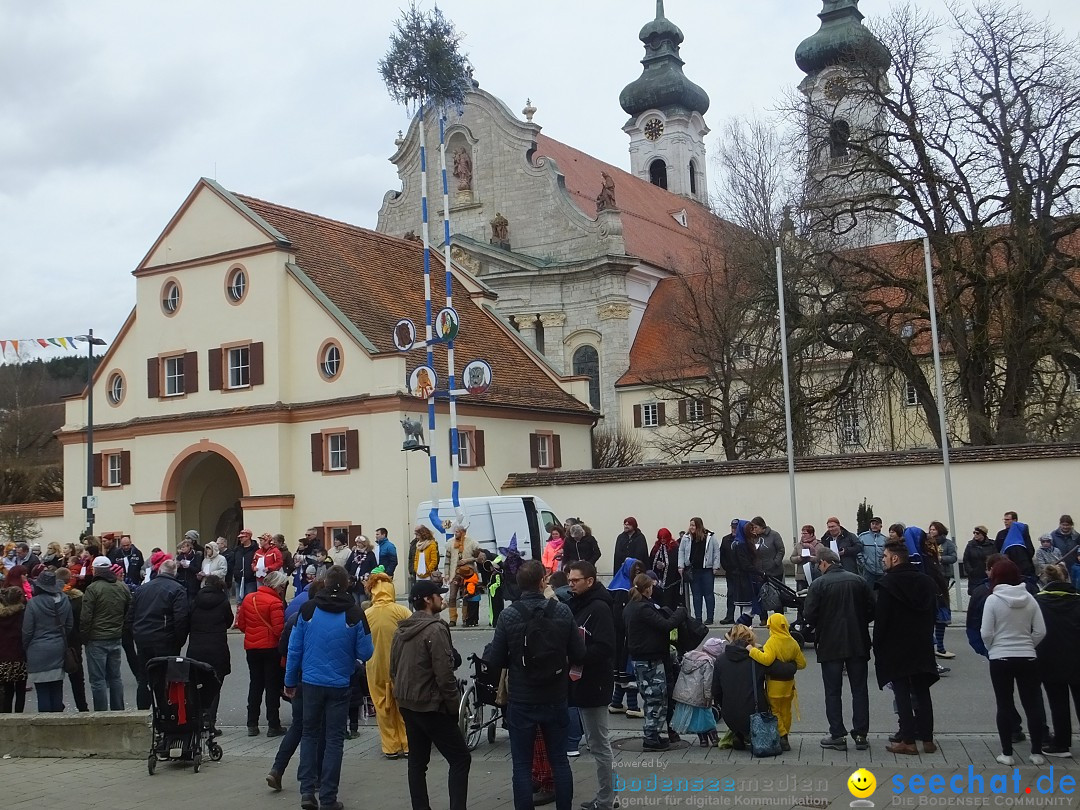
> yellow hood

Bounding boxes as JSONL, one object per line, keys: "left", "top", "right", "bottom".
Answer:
{"left": 766, "top": 612, "right": 792, "bottom": 638}
{"left": 370, "top": 576, "right": 396, "bottom": 605}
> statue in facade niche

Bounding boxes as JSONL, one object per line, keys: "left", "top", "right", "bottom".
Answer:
{"left": 453, "top": 147, "right": 473, "bottom": 191}
{"left": 490, "top": 212, "right": 509, "bottom": 246}
{"left": 596, "top": 171, "right": 617, "bottom": 212}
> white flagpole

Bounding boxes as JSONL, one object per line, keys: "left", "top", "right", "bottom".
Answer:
{"left": 775, "top": 247, "right": 799, "bottom": 559}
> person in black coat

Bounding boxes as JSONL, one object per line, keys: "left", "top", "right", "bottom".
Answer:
{"left": 613, "top": 517, "right": 649, "bottom": 576}
{"left": 711, "top": 623, "right": 767, "bottom": 749}
{"left": 185, "top": 574, "right": 233, "bottom": 731}
{"left": 562, "top": 523, "right": 602, "bottom": 570}
{"left": 175, "top": 539, "right": 203, "bottom": 601}
{"left": 567, "top": 562, "right": 617, "bottom": 810}
{"left": 231, "top": 530, "right": 259, "bottom": 598}
{"left": 623, "top": 573, "right": 685, "bottom": 750}
{"left": 1035, "top": 563, "right": 1080, "bottom": 756}
{"left": 874, "top": 542, "right": 939, "bottom": 756}
{"left": 718, "top": 521, "right": 739, "bottom": 624}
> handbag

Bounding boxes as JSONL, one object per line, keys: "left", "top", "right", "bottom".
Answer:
{"left": 748, "top": 660, "right": 782, "bottom": 757}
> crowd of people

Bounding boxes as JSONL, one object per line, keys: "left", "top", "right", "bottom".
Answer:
{"left": 0, "top": 507, "right": 1078, "bottom": 810}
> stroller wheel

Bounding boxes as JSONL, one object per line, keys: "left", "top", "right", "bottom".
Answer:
{"left": 790, "top": 630, "right": 805, "bottom": 649}
{"left": 208, "top": 742, "right": 223, "bottom": 762}
{"left": 147, "top": 754, "right": 157, "bottom": 775}
{"left": 192, "top": 753, "right": 202, "bottom": 773}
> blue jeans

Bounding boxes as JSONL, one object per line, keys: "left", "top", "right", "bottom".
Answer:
{"left": 35, "top": 680, "right": 65, "bottom": 712}
{"left": 507, "top": 700, "right": 572, "bottom": 810}
{"left": 690, "top": 569, "right": 715, "bottom": 622}
{"left": 566, "top": 705, "right": 583, "bottom": 751}
{"left": 298, "top": 684, "right": 348, "bottom": 805}
{"left": 85, "top": 639, "right": 124, "bottom": 710}
{"left": 272, "top": 685, "right": 324, "bottom": 778}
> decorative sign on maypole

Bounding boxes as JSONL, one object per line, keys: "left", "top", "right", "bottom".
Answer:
{"left": 379, "top": 2, "right": 487, "bottom": 535}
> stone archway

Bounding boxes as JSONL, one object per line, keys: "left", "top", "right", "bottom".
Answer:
{"left": 163, "top": 443, "right": 247, "bottom": 550}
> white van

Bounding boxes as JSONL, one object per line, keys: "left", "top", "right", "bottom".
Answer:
{"left": 415, "top": 495, "right": 562, "bottom": 562}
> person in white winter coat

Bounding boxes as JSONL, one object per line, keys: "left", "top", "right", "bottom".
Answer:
{"left": 199, "top": 541, "right": 230, "bottom": 587}
{"left": 981, "top": 558, "right": 1047, "bottom": 767}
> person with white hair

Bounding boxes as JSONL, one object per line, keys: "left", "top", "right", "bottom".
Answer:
{"left": 198, "top": 541, "right": 229, "bottom": 586}
{"left": 442, "top": 524, "right": 480, "bottom": 627}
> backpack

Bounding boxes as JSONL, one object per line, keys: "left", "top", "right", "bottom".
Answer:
{"left": 671, "top": 650, "right": 716, "bottom": 708}
{"left": 758, "top": 579, "right": 781, "bottom": 613}
{"left": 512, "top": 599, "right": 566, "bottom": 683}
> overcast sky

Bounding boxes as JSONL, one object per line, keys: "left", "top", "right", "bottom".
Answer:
{"left": 2, "top": 0, "right": 1079, "bottom": 356}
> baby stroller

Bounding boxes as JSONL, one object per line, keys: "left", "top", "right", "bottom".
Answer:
{"left": 759, "top": 573, "right": 815, "bottom": 648}
{"left": 146, "top": 656, "right": 223, "bottom": 774}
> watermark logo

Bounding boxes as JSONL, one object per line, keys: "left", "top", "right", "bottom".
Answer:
{"left": 848, "top": 768, "right": 876, "bottom": 807}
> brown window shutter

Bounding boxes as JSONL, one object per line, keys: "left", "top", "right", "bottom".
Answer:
{"left": 147, "top": 358, "right": 160, "bottom": 398}
{"left": 633, "top": 404, "right": 642, "bottom": 428}
{"left": 552, "top": 434, "right": 562, "bottom": 469}
{"left": 92, "top": 453, "right": 103, "bottom": 487}
{"left": 184, "top": 351, "right": 199, "bottom": 393}
{"left": 120, "top": 451, "right": 132, "bottom": 485}
{"left": 678, "top": 399, "right": 688, "bottom": 423}
{"left": 311, "top": 432, "right": 324, "bottom": 472}
{"left": 346, "top": 429, "right": 360, "bottom": 469}
{"left": 529, "top": 433, "right": 540, "bottom": 468}
{"left": 349, "top": 524, "right": 363, "bottom": 544}
{"left": 250, "top": 342, "right": 265, "bottom": 386}
{"left": 702, "top": 399, "right": 713, "bottom": 419}
{"left": 657, "top": 402, "right": 666, "bottom": 426}
{"left": 208, "top": 348, "right": 223, "bottom": 391}
{"left": 474, "top": 430, "right": 486, "bottom": 467}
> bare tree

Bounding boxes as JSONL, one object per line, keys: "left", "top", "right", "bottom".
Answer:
{"left": 591, "top": 425, "right": 645, "bottom": 468}
{"left": 0, "top": 512, "right": 43, "bottom": 545}
{"left": 792, "top": 2, "right": 1080, "bottom": 446}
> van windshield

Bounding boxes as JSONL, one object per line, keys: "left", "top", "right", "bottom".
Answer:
{"left": 541, "top": 510, "right": 561, "bottom": 534}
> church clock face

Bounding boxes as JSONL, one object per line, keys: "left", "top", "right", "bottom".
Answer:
{"left": 824, "top": 76, "right": 848, "bottom": 101}
{"left": 643, "top": 118, "right": 664, "bottom": 141}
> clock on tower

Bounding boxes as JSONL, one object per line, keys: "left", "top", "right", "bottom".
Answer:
{"left": 643, "top": 118, "right": 664, "bottom": 141}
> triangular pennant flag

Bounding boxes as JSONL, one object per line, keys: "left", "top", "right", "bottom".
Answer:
{"left": 66, "top": 337, "right": 77, "bottom": 347}
{"left": 37, "top": 338, "right": 49, "bottom": 348}
{"left": 57, "top": 337, "right": 68, "bottom": 349}
{"left": 10, "top": 340, "right": 18, "bottom": 353}
{"left": 47, "top": 338, "right": 61, "bottom": 348}
{"left": 0, "top": 341, "right": 7, "bottom": 356}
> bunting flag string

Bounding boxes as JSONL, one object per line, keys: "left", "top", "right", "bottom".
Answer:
{"left": 0, "top": 335, "right": 84, "bottom": 363}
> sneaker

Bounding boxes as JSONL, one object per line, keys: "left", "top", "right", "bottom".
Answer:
{"left": 886, "top": 742, "right": 919, "bottom": 755}
{"left": 642, "top": 736, "right": 670, "bottom": 751}
{"left": 1042, "top": 745, "right": 1072, "bottom": 758}
{"left": 935, "top": 649, "right": 956, "bottom": 659}
{"left": 566, "top": 749, "right": 580, "bottom": 758}
{"left": 247, "top": 726, "right": 260, "bottom": 737}
{"left": 820, "top": 735, "right": 847, "bottom": 750}
{"left": 996, "top": 753, "right": 1015, "bottom": 766}
{"left": 266, "top": 726, "right": 286, "bottom": 738}
{"left": 608, "top": 704, "right": 626, "bottom": 714}
{"left": 1029, "top": 754, "right": 1046, "bottom": 766}
{"left": 301, "top": 796, "right": 319, "bottom": 810}
{"left": 854, "top": 734, "right": 869, "bottom": 751}
{"left": 265, "top": 771, "right": 282, "bottom": 792}
{"left": 936, "top": 665, "right": 951, "bottom": 675}
{"left": 384, "top": 751, "right": 402, "bottom": 760}
{"left": 1012, "top": 730, "right": 1027, "bottom": 743}
{"left": 625, "top": 708, "right": 644, "bottom": 719}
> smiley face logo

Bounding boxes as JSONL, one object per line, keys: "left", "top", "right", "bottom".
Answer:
{"left": 848, "top": 768, "right": 876, "bottom": 799}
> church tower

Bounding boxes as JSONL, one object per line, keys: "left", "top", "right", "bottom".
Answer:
{"left": 620, "top": 1, "right": 710, "bottom": 204}
{"left": 796, "top": 0, "right": 896, "bottom": 247}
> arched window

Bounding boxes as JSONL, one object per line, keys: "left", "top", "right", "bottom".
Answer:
{"left": 829, "top": 119, "right": 851, "bottom": 160}
{"left": 649, "top": 159, "right": 668, "bottom": 189}
{"left": 572, "top": 345, "right": 601, "bottom": 410}
{"left": 688, "top": 160, "right": 697, "bottom": 195}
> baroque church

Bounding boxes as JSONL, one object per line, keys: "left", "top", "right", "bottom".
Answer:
{"left": 376, "top": 0, "right": 901, "bottom": 458}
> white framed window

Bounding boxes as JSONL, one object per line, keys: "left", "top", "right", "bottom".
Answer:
{"left": 227, "top": 346, "right": 250, "bottom": 389}
{"left": 536, "top": 433, "right": 552, "bottom": 468}
{"left": 327, "top": 432, "right": 348, "bottom": 471}
{"left": 107, "top": 372, "right": 125, "bottom": 406}
{"left": 840, "top": 403, "right": 861, "bottom": 446}
{"left": 162, "top": 280, "right": 181, "bottom": 315}
{"left": 687, "top": 399, "right": 705, "bottom": 423}
{"left": 164, "top": 355, "right": 185, "bottom": 396}
{"left": 227, "top": 267, "right": 247, "bottom": 303}
{"left": 321, "top": 343, "right": 341, "bottom": 380}
{"left": 107, "top": 453, "right": 122, "bottom": 487}
{"left": 642, "top": 403, "right": 659, "bottom": 428}
{"left": 458, "top": 430, "right": 473, "bottom": 467}
{"left": 1071, "top": 373, "right": 1080, "bottom": 394}
{"left": 904, "top": 381, "right": 918, "bottom": 407}
{"left": 733, "top": 343, "right": 753, "bottom": 360}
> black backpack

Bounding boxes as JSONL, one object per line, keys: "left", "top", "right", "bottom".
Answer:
{"left": 513, "top": 599, "right": 566, "bottom": 683}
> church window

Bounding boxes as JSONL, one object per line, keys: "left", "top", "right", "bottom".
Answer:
{"left": 572, "top": 345, "right": 601, "bottom": 410}
{"left": 649, "top": 159, "right": 668, "bottom": 190}
{"left": 829, "top": 119, "right": 852, "bottom": 161}
{"left": 689, "top": 161, "right": 698, "bottom": 195}
{"left": 904, "top": 381, "right": 918, "bottom": 407}
{"left": 839, "top": 399, "right": 861, "bottom": 446}
{"left": 535, "top": 318, "right": 545, "bottom": 355}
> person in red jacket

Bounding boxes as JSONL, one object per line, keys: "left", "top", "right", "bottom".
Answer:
{"left": 237, "top": 569, "right": 287, "bottom": 737}
{"left": 253, "top": 533, "right": 285, "bottom": 585}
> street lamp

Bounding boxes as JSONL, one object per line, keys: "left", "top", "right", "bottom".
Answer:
{"left": 76, "top": 330, "right": 108, "bottom": 537}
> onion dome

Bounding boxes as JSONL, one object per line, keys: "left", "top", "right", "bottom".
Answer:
{"left": 619, "top": 1, "right": 710, "bottom": 118}
{"left": 795, "top": 0, "right": 891, "bottom": 75}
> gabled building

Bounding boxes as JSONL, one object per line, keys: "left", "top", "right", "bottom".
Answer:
{"left": 59, "top": 178, "right": 594, "bottom": 565}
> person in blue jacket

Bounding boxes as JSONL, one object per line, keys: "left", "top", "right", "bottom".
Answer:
{"left": 285, "top": 565, "right": 373, "bottom": 810}
{"left": 374, "top": 528, "right": 399, "bottom": 577}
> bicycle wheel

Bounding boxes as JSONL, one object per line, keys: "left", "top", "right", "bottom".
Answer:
{"left": 458, "top": 685, "right": 485, "bottom": 751}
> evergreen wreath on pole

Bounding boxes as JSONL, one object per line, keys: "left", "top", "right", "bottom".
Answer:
{"left": 378, "top": 2, "right": 473, "bottom": 112}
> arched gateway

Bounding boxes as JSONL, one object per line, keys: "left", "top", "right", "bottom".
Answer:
{"left": 162, "top": 440, "right": 248, "bottom": 549}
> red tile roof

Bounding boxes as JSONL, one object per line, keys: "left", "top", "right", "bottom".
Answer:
{"left": 235, "top": 194, "right": 591, "bottom": 415}
{"left": 617, "top": 275, "right": 710, "bottom": 387}
{"left": 533, "top": 134, "right": 738, "bottom": 273}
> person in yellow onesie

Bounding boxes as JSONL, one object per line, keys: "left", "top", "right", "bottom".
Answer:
{"left": 364, "top": 572, "right": 412, "bottom": 758}
{"left": 748, "top": 613, "right": 806, "bottom": 751}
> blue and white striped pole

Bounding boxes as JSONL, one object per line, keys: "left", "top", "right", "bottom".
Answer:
{"left": 438, "top": 113, "right": 463, "bottom": 524}
{"left": 418, "top": 103, "right": 441, "bottom": 533}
